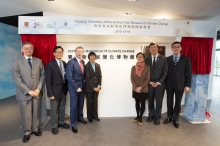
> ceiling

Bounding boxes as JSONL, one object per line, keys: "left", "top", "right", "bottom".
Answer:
{"left": 0, "top": 0, "right": 220, "bottom": 20}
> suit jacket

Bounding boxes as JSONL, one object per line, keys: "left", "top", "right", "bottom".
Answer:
{"left": 85, "top": 62, "right": 102, "bottom": 92}
{"left": 130, "top": 65, "right": 150, "bottom": 93}
{"left": 45, "top": 59, "right": 68, "bottom": 99}
{"left": 145, "top": 54, "right": 168, "bottom": 89}
{"left": 66, "top": 57, "right": 85, "bottom": 91}
{"left": 12, "top": 56, "right": 45, "bottom": 102}
{"left": 165, "top": 55, "right": 192, "bottom": 91}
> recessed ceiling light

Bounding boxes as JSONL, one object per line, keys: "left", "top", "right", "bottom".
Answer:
{"left": 124, "top": 12, "right": 131, "bottom": 16}
{"left": 128, "top": 0, "right": 137, "bottom": 1}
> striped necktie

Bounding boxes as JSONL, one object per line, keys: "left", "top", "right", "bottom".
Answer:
{"left": 174, "top": 56, "right": 178, "bottom": 65}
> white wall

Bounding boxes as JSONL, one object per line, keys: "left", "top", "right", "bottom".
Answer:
{"left": 48, "top": 35, "right": 175, "bottom": 117}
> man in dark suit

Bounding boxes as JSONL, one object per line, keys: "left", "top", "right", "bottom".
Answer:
{"left": 145, "top": 42, "right": 168, "bottom": 125}
{"left": 45, "top": 46, "right": 70, "bottom": 135}
{"left": 66, "top": 46, "right": 87, "bottom": 134}
{"left": 12, "top": 42, "right": 44, "bottom": 143}
{"left": 163, "top": 41, "right": 192, "bottom": 128}
{"left": 85, "top": 52, "right": 102, "bottom": 123}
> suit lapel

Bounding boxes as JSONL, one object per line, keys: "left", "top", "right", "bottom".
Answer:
{"left": 177, "top": 55, "right": 183, "bottom": 69}
{"left": 74, "top": 57, "right": 83, "bottom": 74}
{"left": 22, "top": 56, "right": 32, "bottom": 72}
{"left": 88, "top": 62, "right": 94, "bottom": 74}
{"left": 154, "top": 54, "right": 161, "bottom": 69}
{"left": 95, "top": 63, "right": 99, "bottom": 76}
{"left": 31, "top": 57, "right": 37, "bottom": 74}
{"left": 169, "top": 55, "right": 174, "bottom": 69}
{"left": 53, "top": 59, "right": 63, "bottom": 78}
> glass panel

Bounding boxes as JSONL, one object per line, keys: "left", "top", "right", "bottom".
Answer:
{"left": 214, "top": 50, "right": 220, "bottom": 76}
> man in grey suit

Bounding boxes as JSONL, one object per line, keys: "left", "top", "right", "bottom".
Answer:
{"left": 145, "top": 43, "right": 168, "bottom": 125}
{"left": 12, "top": 42, "right": 45, "bottom": 143}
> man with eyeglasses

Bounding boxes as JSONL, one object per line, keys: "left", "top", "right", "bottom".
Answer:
{"left": 163, "top": 41, "right": 192, "bottom": 128}
{"left": 45, "top": 46, "right": 70, "bottom": 135}
{"left": 12, "top": 42, "right": 45, "bottom": 143}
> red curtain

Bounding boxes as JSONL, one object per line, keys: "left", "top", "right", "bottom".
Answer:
{"left": 20, "top": 34, "right": 56, "bottom": 67}
{"left": 181, "top": 37, "right": 214, "bottom": 74}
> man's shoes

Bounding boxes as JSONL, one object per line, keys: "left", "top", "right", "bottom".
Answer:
{"left": 154, "top": 119, "right": 160, "bottom": 125}
{"left": 146, "top": 116, "right": 154, "bottom": 122}
{"left": 78, "top": 119, "right": 87, "bottom": 124}
{"left": 52, "top": 128, "right": 59, "bottom": 135}
{"left": 173, "top": 120, "right": 180, "bottom": 128}
{"left": 72, "top": 126, "right": 78, "bottom": 134}
{"left": 58, "top": 123, "right": 70, "bottom": 129}
{"left": 88, "top": 119, "right": 93, "bottom": 123}
{"left": 93, "top": 118, "right": 100, "bottom": 121}
{"left": 32, "top": 130, "right": 42, "bottom": 136}
{"left": 23, "top": 135, "right": 30, "bottom": 143}
{"left": 163, "top": 118, "right": 172, "bottom": 124}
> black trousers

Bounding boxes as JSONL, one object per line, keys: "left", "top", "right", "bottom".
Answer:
{"left": 86, "top": 92, "right": 99, "bottom": 120}
{"left": 135, "top": 99, "right": 146, "bottom": 119}
{"left": 148, "top": 86, "right": 165, "bottom": 119}
{"left": 166, "top": 81, "right": 184, "bottom": 120}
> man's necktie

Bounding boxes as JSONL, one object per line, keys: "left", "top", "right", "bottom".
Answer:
{"left": 27, "top": 58, "right": 32, "bottom": 70}
{"left": 152, "top": 57, "right": 156, "bottom": 80}
{"left": 174, "top": 57, "right": 178, "bottom": 65}
{"left": 80, "top": 60, "right": 84, "bottom": 73}
{"left": 59, "top": 61, "right": 65, "bottom": 83}
{"left": 153, "top": 57, "right": 156, "bottom": 67}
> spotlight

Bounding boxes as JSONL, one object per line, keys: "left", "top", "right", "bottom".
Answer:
{"left": 124, "top": 12, "right": 131, "bottom": 16}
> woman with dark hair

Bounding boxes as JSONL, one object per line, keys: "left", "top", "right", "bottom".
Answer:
{"left": 85, "top": 52, "right": 102, "bottom": 123}
{"left": 130, "top": 52, "right": 150, "bottom": 126}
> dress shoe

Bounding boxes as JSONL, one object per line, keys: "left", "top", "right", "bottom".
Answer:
{"left": 146, "top": 116, "right": 154, "bottom": 122}
{"left": 58, "top": 123, "right": 70, "bottom": 129}
{"left": 93, "top": 118, "right": 100, "bottom": 121}
{"left": 173, "top": 120, "right": 180, "bottom": 128}
{"left": 23, "top": 135, "right": 30, "bottom": 143}
{"left": 132, "top": 117, "right": 138, "bottom": 123}
{"left": 52, "top": 128, "right": 59, "bottom": 135}
{"left": 32, "top": 130, "right": 42, "bottom": 136}
{"left": 154, "top": 119, "right": 160, "bottom": 125}
{"left": 163, "top": 118, "right": 172, "bottom": 124}
{"left": 78, "top": 119, "right": 87, "bottom": 124}
{"left": 72, "top": 126, "right": 78, "bottom": 134}
{"left": 88, "top": 119, "right": 93, "bottom": 123}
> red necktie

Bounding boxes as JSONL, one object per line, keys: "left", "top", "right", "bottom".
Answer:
{"left": 80, "top": 60, "right": 84, "bottom": 73}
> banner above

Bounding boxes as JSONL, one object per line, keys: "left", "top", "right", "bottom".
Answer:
{"left": 19, "top": 16, "right": 216, "bottom": 37}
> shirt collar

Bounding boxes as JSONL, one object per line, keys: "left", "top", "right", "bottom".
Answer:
{"left": 24, "top": 55, "right": 32, "bottom": 60}
{"left": 76, "top": 57, "right": 81, "bottom": 62}
{"left": 173, "top": 54, "right": 181, "bottom": 58}
{"left": 90, "top": 61, "right": 96, "bottom": 65}
{"left": 55, "top": 58, "right": 62, "bottom": 64}
{"left": 151, "top": 53, "right": 158, "bottom": 58}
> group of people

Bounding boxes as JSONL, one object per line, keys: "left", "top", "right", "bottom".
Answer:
{"left": 131, "top": 42, "right": 192, "bottom": 128}
{"left": 11, "top": 41, "right": 192, "bottom": 143}
{"left": 12, "top": 43, "right": 102, "bottom": 143}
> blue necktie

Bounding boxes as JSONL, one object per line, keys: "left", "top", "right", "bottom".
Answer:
{"left": 174, "top": 57, "right": 178, "bottom": 65}
{"left": 27, "top": 58, "right": 32, "bottom": 70}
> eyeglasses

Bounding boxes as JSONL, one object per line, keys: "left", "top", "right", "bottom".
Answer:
{"left": 23, "top": 48, "right": 34, "bottom": 50}
{"left": 55, "top": 52, "right": 63, "bottom": 54}
{"left": 172, "top": 46, "right": 181, "bottom": 49}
